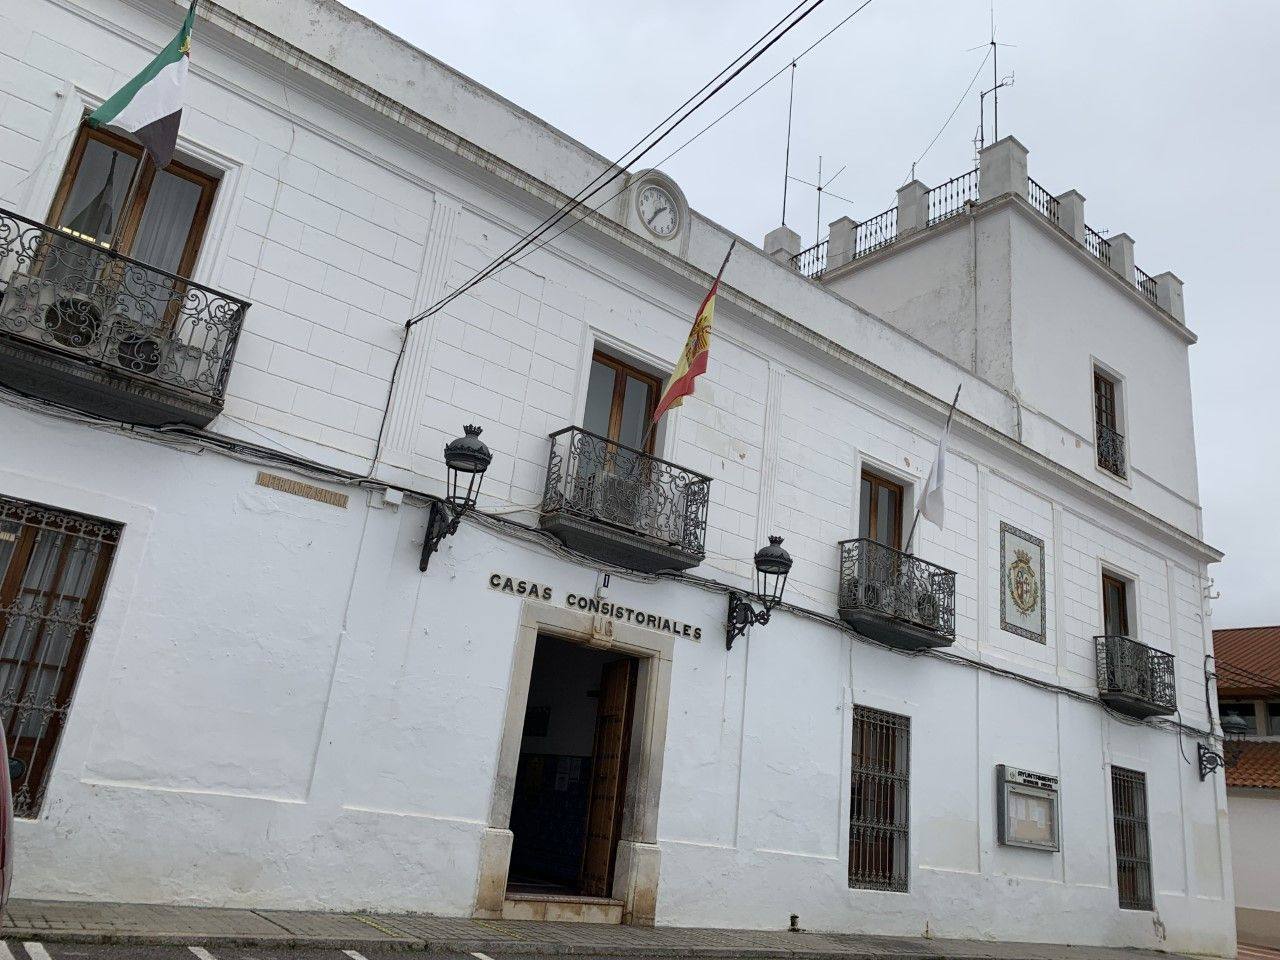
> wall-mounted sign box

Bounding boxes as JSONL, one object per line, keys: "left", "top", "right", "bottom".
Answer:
{"left": 997, "top": 765, "right": 1060, "bottom": 851}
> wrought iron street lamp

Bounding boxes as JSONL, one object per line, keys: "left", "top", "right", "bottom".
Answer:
{"left": 420, "top": 424, "right": 492, "bottom": 571}
{"left": 726, "top": 535, "right": 792, "bottom": 650}
{"left": 1198, "top": 713, "right": 1250, "bottom": 781}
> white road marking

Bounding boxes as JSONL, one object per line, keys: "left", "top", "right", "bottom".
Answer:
{"left": 188, "top": 948, "right": 219, "bottom": 960}
{"left": 343, "top": 952, "right": 369, "bottom": 960}
{"left": 471, "top": 953, "right": 497, "bottom": 960}
{"left": 23, "top": 944, "right": 52, "bottom": 960}
{"left": 0, "top": 943, "right": 17, "bottom": 960}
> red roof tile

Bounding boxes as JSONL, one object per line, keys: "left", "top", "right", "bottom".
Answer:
{"left": 1213, "top": 626, "right": 1280, "bottom": 697}
{"left": 1228, "top": 741, "right": 1280, "bottom": 790}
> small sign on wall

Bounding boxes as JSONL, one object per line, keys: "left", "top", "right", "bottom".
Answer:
{"left": 997, "top": 765, "right": 1060, "bottom": 852}
{"left": 1000, "top": 522, "right": 1046, "bottom": 642}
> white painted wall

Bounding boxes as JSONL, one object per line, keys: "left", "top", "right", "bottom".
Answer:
{"left": 1228, "top": 789, "right": 1280, "bottom": 945}
{"left": 826, "top": 203, "right": 1202, "bottom": 538}
{"left": 0, "top": 0, "right": 1232, "bottom": 954}
{"left": 0, "top": 397, "right": 1234, "bottom": 954}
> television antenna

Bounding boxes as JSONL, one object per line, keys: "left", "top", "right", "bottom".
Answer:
{"left": 968, "top": 1, "right": 1016, "bottom": 150}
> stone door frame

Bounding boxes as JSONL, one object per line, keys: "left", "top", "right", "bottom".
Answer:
{"left": 473, "top": 600, "right": 673, "bottom": 925}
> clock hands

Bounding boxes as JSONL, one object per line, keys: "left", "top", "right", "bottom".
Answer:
{"left": 646, "top": 206, "right": 669, "bottom": 226}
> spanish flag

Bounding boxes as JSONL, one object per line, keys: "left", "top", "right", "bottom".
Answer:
{"left": 652, "top": 241, "right": 735, "bottom": 424}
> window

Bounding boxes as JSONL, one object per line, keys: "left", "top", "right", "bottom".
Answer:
{"left": 48, "top": 125, "right": 216, "bottom": 280}
{"left": 1102, "top": 572, "right": 1131, "bottom": 638}
{"left": 1219, "top": 701, "right": 1260, "bottom": 736}
{"left": 1094, "top": 368, "right": 1126, "bottom": 477}
{"left": 859, "top": 470, "right": 904, "bottom": 550}
{"left": 1270, "top": 702, "right": 1280, "bottom": 736}
{"left": 0, "top": 496, "right": 120, "bottom": 817}
{"left": 849, "top": 705, "right": 909, "bottom": 892}
{"left": 1111, "top": 766, "right": 1153, "bottom": 911}
{"left": 583, "top": 351, "right": 661, "bottom": 453}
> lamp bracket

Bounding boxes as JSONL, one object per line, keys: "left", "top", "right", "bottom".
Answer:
{"left": 419, "top": 499, "right": 462, "bottom": 572}
{"left": 726, "top": 591, "right": 772, "bottom": 650}
{"left": 1198, "top": 742, "right": 1226, "bottom": 782}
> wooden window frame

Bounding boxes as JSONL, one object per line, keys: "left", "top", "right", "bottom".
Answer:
{"left": 0, "top": 497, "right": 120, "bottom": 818}
{"left": 47, "top": 123, "right": 218, "bottom": 283}
{"left": 860, "top": 468, "right": 905, "bottom": 552}
{"left": 1102, "top": 571, "right": 1131, "bottom": 638}
{"left": 590, "top": 350, "right": 662, "bottom": 455}
{"left": 1094, "top": 369, "right": 1119, "bottom": 434}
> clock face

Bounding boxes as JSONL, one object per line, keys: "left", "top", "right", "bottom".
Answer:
{"left": 637, "top": 183, "right": 679, "bottom": 239}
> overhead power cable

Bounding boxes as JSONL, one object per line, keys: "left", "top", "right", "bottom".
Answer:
{"left": 905, "top": 45, "right": 991, "bottom": 184}
{"left": 1215, "top": 656, "right": 1280, "bottom": 693}
{"left": 496, "top": 0, "right": 878, "bottom": 277}
{"left": 404, "top": 0, "right": 835, "bottom": 332}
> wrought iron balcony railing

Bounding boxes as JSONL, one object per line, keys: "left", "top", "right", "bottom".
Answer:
{"left": 791, "top": 237, "right": 828, "bottom": 281}
{"left": 837, "top": 538, "right": 957, "bottom": 650}
{"left": 1096, "top": 422, "right": 1126, "bottom": 477}
{"left": 1095, "top": 635, "right": 1177, "bottom": 718}
{"left": 1027, "top": 177, "right": 1060, "bottom": 225}
{"left": 540, "top": 426, "right": 711, "bottom": 573}
{"left": 925, "top": 168, "right": 978, "bottom": 227}
{"left": 0, "top": 207, "right": 248, "bottom": 426}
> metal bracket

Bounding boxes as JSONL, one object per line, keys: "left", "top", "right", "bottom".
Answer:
{"left": 1197, "top": 742, "right": 1226, "bottom": 782}
{"left": 419, "top": 500, "right": 460, "bottom": 571}
{"left": 726, "top": 591, "right": 771, "bottom": 650}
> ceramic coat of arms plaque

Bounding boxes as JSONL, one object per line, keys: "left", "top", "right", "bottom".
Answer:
{"left": 1000, "top": 522, "right": 1046, "bottom": 642}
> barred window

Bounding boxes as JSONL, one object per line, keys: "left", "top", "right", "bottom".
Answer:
{"left": 1111, "top": 766, "right": 1153, "bottom": 910}
{"left": 0, "top": 496, "right": 120, "bottom": 817}
{"left": 849, "top": 705, "right": 909, "bottom": 892}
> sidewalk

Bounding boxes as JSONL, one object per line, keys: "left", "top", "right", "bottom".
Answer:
{"left": 0, "top": 899, "right": 1199, "bottom": 960}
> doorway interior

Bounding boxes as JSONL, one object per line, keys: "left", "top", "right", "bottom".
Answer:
{"left": 507, "top": 634, "right": 638, "bottom": 899}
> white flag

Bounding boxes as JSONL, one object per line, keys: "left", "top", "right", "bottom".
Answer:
{"left": 917, "top": 421, "right": 950, "bottom": 528}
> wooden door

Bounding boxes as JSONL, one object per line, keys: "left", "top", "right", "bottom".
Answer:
{"left": 579, "top": 657, "right": 637, "bottom": 897}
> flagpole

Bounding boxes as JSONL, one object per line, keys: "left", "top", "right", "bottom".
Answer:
{"left": 904, "top": 383, "right": 962, "bottom": 554}
{"left": 641, "top": 240, "right": 736, "bottom": 452}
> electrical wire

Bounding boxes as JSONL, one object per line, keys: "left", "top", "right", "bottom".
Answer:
{"left": 403, "top": 0, "right": 834, "bottom": 333}
{"left": 365, "top": 0, "right": 861, "bottom": 474}
{"left": 905, "top": 45, "right": 991, "bottom": 184}
{"left": 3, "top": 373, "right": 1214, "bottom": 744}
{"left": 497, "top": 0, "right": 879, "bottom": 279}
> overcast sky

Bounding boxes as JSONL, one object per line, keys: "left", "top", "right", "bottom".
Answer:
{"left": 343, "top": 0, "right": 1278, "bottom": 629}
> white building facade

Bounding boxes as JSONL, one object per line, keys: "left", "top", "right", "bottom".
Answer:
{"left": 0, "top": 0, "right": 1235, "bottom": 955}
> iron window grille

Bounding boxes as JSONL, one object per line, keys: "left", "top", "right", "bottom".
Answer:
{"left": 541, "top": 426, "right": 711, "bottom": 558}
{"left": 1095, "top": 634, "right": 1177, "bottom": 716}
{"left": 849, "top": 705, "right": 910, "bottom": 892}
{"left": 1111, "top": 766, "right": 1154, "bottom": 911}
{"left": 0, "top": 496, "right": 120, "bottom": 818}
{"left": 0, "top": 206, "right": 248, "bottom": 405}
{"left": 1095, "top": 423, "right": 1126, "bottom": 477}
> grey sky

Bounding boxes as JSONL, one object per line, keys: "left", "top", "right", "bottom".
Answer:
{"left": 342, "top": 0, "right": 1279, "bottom": 629}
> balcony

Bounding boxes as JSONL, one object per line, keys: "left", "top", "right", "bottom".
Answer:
{"left": 540, "top": 426, "right": 711, "bottom": 573}
{"left": 837, "top": 538, "right": 956, "bottom": 650}
{"left": 0, "top": 208, "right": 248, "bottom": 426}
{"left": 1095, "top": 635, "right": 1177, "bottom": 718}
{"left": 1096, "top": 422, "right": 1126, "bottom": 477}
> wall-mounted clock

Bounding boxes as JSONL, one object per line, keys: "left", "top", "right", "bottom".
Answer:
{"left": 635, "top": 181, "right": 680, "bottom": 239}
